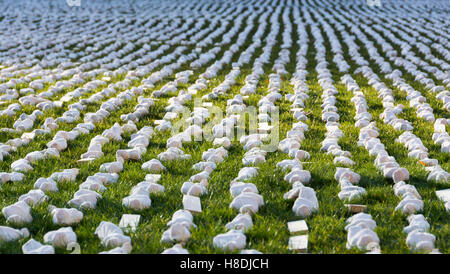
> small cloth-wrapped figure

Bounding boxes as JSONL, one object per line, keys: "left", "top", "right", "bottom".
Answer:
{"left": 22, "top": 239, "right": 55, "bottom": 254}
{"left": 158, "top": 147, "right": 191, "bottom": 161}
{"left": 133, "top": 181, "right": 165, "bottom": 194}
{"left": 122, "top": 180, "right": 162, "bottom": 211}
{"left": 49, "top": 206, "right": 83, "bottom": 226}
{"left": 51, "top": 168, "right": 79, "bottom": 183}
{"left": 404, "top": 214, "right": 430, "bottom": 234}
{"left": 284, "top": 168, "right": 311, "bottom": 184}
{"left": 102, "top": 123, "right": 123, "bottom": 141}
{"left": 122, "top": 193, "right": 151, "bottom": 211}
{"left": 192, "top": 161, "right": 216, "bottom": 172}
{"left": 34, "top": 177, "right": 59, "bottom": 192}
{"left": 95, "top": 221, "right": 131, "bottom": 249}
{"left": 426, "top": 166, "right": 450, "bottom": 183}
{"left": 333, "top": 156, "right": 355, "bottom": 166}
{"left": 277, "top": 159, "right": 302, "bottom": 171}
{"left": 11, "top": 159, "right": 33, "bottom": 172}
{"left": 47, "top": 137, "right": 68, "bottom": 152}
{"left": 393, "top": 181, "right": 421, "bottom": 199}
{"left": 240, "top": 249, "right": 263, "bottom": 254}
{"left": 230, "top": 182, "right": 258, "bottom": 197}
{"left": 234, "top": 167, "right": 258, "bottom": 181}
{"left": 345, "top": 213, "right": 379, "bottom": 251}
{"left": 0, "top": 226, "right": 29, "bottom": 242}
{"left": 19, "top": 189, "right": 48, "bottom": 206}
{"left": 162, "top": 244, "right": 189, "bottom": 254}
{"left": 44, "top": 227, "right": 77, "bottom": 249}
{"left": 230, "top": 192, "right": 264, "bottom": 213}
{"left": 392, "top": 168, "right": 409, "bottom": 183}
{"left": 25, "top": 151, "right": 45, "bottom": 163}
{"left": 213, "top": 230, "right": 246, "bottom": 251}
{"left": 167, "top": 210, "right": 196, "bottom": 228}
{"left": 292, "top": 149, "right": 310, "bottom": 160}
{"left": 187, "top": 169, "right": 209, "bottom": 182}
{"left": 141, "top": 159, "right": 166, "bottom": 173}
{"left": 99, "top": 242, "right": 132, "bottom": 254}
{"left": 225, "top": 213, "right": 253, "bottom": 232}
{"left": 161, "top": 210, "right": 196, "bottom": 243}
{"left": 285, "top": 184, "right": 318, "bottom": 218}
{"left": 181, "top": 181, "right": 207, "bottom": 197}
{"left": 395, "top": 194, "right": 423, "bottom": 214}
{"left": 79, "top": 178, "right": 107, "bottom": 192}
{"left": 345, "top": 213, "right": 377, "bottom": 231}
{"left": 116, "top": 148, "right": 144, "bottom": 162}
{"left": 68, "top": 189, "right": 102, "bottom": 209}
{"left": 335, "top": 168, "right": 360, "bottom": 184}
{"left": 213, "top": 137, "right": 231, "bottom": 149}
{"left": 338, "top": 181, "right": 366, "bottom": 201}
{"left": 2, "top": 201, "right": 33, "bottom": 225}
{"left": 346, "top": 225, "right": 380, "bottom": 251}
{"left": 278, "top": 138, "right": 301, "bottom": 154}
{"left": 406, "top": 230, "right": 436, "bottom": 253}
{"left": 161, "top": 222, "right": 191, "bottom": 243}
{"left": 99, "top": 161, "right": 123, "bottom": 173}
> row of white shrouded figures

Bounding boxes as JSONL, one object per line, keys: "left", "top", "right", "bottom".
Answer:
{"left": 167, "top": 15, "right": 292, "bottom": 252}
{"left": 343, "top": 74, "right": 440, "bottom": 253}
{"left": 312, "top": 29, "right": 380, "bottom": 252}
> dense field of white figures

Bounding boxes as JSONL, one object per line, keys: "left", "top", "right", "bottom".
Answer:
{"left": 0, "top": 0, "right": 449, "bottom": 254}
